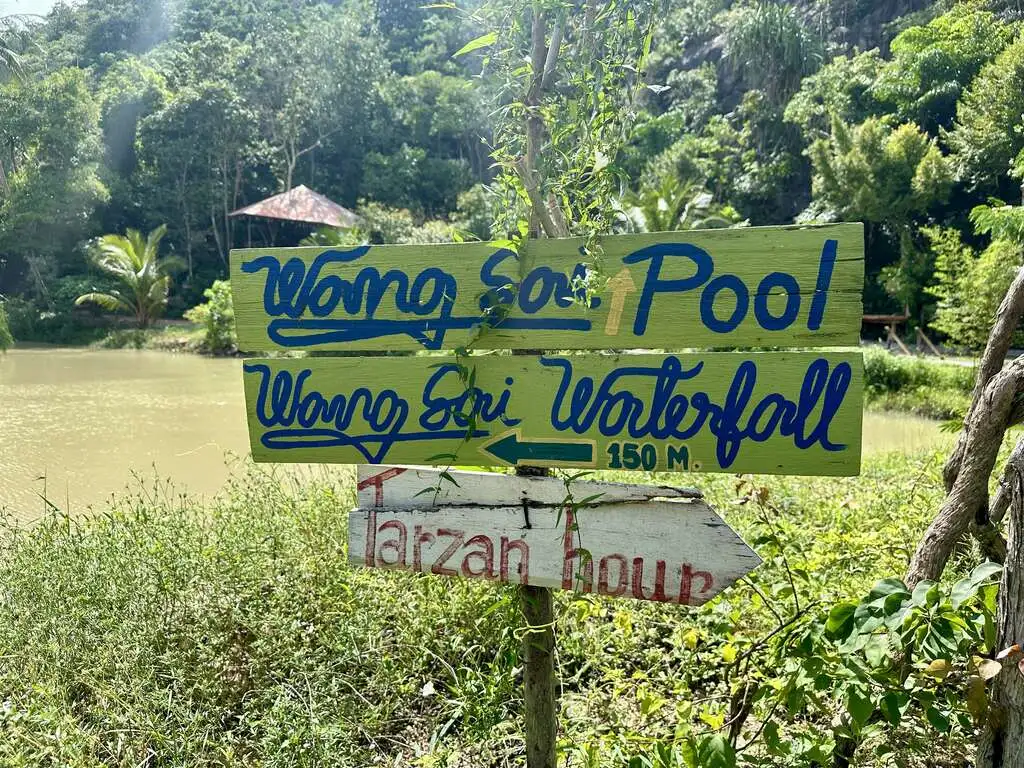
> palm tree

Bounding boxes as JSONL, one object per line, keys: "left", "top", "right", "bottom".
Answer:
{"left": 76, "top": 225, "right": 182, "bottom": 329}
{"left": 723, "top": 2, "right": 823, "bottom": 106}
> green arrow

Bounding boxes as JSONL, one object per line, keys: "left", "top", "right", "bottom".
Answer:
{"left": 480, "top": 430, "right": 596, "bottom": 468}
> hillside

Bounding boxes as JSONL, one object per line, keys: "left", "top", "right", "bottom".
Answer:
{"left": 1, "top": 0, "right": 1023, "bottom": 349}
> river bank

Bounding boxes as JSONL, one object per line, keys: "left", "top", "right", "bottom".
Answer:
{"left": 862, "top": 346, "right": 975, "bottom": 421}
{"left": 91, "top": 323, "right": 237, "bottom": 356}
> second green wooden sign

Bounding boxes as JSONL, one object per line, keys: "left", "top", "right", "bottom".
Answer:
{"left": 242, "top": 351, "right": 863, "bottom": 476}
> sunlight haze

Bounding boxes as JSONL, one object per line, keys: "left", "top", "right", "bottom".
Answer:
{"left": 0, "top": 0, "right": 57, "bottom": 15}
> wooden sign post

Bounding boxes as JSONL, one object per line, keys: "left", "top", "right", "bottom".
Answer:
{"left": 230, "top": 224, "right": 865, "bottom": 764}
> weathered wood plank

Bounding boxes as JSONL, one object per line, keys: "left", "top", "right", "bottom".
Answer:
{"left": 356, "top": 465, "right": 702, "bottom": 509}
{"left": 230, "top": 224, "right": 864, "bottom": 352}
{"left": 348, "top": 500, "right": 761, "bottom": 605}
{"left": 243, "top": 351, "right": 863, "bottom": 476}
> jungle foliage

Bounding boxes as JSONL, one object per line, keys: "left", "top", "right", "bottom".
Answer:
{"left": 1, "top": 0, "right": 1024, "bottom": 347}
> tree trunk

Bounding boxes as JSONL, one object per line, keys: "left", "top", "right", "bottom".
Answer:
{"left": 179, "top": 163, "right": 194, "bottom": 280}
{"left": 944, "top": 268, "right": 1024, "bottom": 492}
{"left": 906, "top": 358, "right": 1024, "bottom": 586}
{"left": 905, "top": 267, "right": 1024, "bottom": 587}
{"left": 210, "top": 211, "right": 224, "bottom": 266}
{"left": 977, "top": 438, "right": 1024, "bottom": 767}
{"left": 517, "top": 13, "right": 561, "bottom": 767}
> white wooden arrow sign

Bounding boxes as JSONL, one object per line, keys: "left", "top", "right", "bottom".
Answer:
{"left": 350, "top": 466, "right": 761, "bottom": 606}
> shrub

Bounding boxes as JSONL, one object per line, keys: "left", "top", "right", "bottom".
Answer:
{"left": 863, "top": 348, "right": 975, "bottom": 420}
{"left": 94, "top": 328, "right": 149, "bottom": 349}
{"left": 2, "top": 287, "right": 110, "bottom": 346}
{"left": 863, "top": 348, "right": 975, "bottom": 396}
{"left": 356, "top": 202, "right": 454, "bottom": 244}
{"left": 184, "top": 280, "right": 236, "bottom": 355}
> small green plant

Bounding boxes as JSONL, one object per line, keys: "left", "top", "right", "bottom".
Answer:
{"left": 184, "top": 279, "right": 236, "bottom": 354}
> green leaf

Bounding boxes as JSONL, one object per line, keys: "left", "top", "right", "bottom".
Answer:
{"left": 762, "top": 721, "right": 788, "bottom": 756}
{"left": 950, "top": 577, "right": 976, "bottom": 609}
{"left": 926, "top": 706, "right": 951, "bottom": 733}
{"left": 697, "top": 735, "right": 736, "bottom": 768}
{"left": 453, "top": 31, "right": 497, "bottom": 58}
{"left": 879, "top": 691, "right": 908, "bottom": 726}
{"left": 845, "top": 687, "right": 874, "bottom": 728}
{"left": 970, "top": 561, "right": 1003, "bottom": 588}
{"left": 911, "top": 580, "right": 939, "bottom": 608}
{"left": 863, "top": 635, "right": 888, "bottom": 667}
{"left": 426, "top": 453, "right": 459, "bottom": 462}
{"left": 439, "top": 471, "right": 461, "bottom": 488}
{"left": 826, "top": 601, "right": 857, "bottom": 639}
{"left": 985, "top": 608, "right": 998, "bottom": 651}
{"left": 868, "top": 578, "right": 910, "bottom": 601}
{"left": 927, "top": 618, "right": 960, "bottom": 655}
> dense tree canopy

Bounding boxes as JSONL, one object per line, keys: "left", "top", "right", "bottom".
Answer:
{"left": 1, "top": 0, "right": 1024, "bottom": 348}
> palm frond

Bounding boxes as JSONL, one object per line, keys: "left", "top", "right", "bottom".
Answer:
{"left": 159, "top": 254, "right": 188, "bottom": 275}
{"left": 146, "top": 224, "right": 168, "bottom": 257}
{"left": 146, "top": 276, "right": 170, "bottom": 303}
{"left": 75, "top": 292, "right": 134, "bottom": 313}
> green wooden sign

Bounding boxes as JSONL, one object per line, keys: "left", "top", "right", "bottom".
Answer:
{"left": 242, "top": 351, "right": 863, "bottom": 476}
{"left": 230, "top": 224, "right": 863, "bottom": 353}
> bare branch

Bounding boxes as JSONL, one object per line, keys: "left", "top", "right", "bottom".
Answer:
{"left": 907, "top": 358, "right": 1024, "bottom": 586}
{"left": 945, "top": 264, "right": 1024, "bottom": 491}
{"left": 541, "top": 19, "right": 562, "bottom": 90}
{"left": 517, "top": 4, "right": 572, "bottom": 237}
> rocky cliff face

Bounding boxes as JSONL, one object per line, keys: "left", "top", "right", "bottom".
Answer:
{"left": 675, "top": 0, "right": 937, "bottom": 110}
{"left": 823, "top": 0, "right": 935, "bottom": 54}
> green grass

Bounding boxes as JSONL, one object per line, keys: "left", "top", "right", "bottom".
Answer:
{"left": 0, "top": 449, "right": 985, "bottom": 767}
{"left": 863, "top": 348, "right": 975, "bottom": 421}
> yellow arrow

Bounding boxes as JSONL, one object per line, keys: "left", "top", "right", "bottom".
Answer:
{"left": 604, "top": 268, "right": 637, "bottom": 337}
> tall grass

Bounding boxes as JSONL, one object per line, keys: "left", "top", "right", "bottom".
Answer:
{"left": 0, "top": 451, "right": 973, "bottom": 766}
